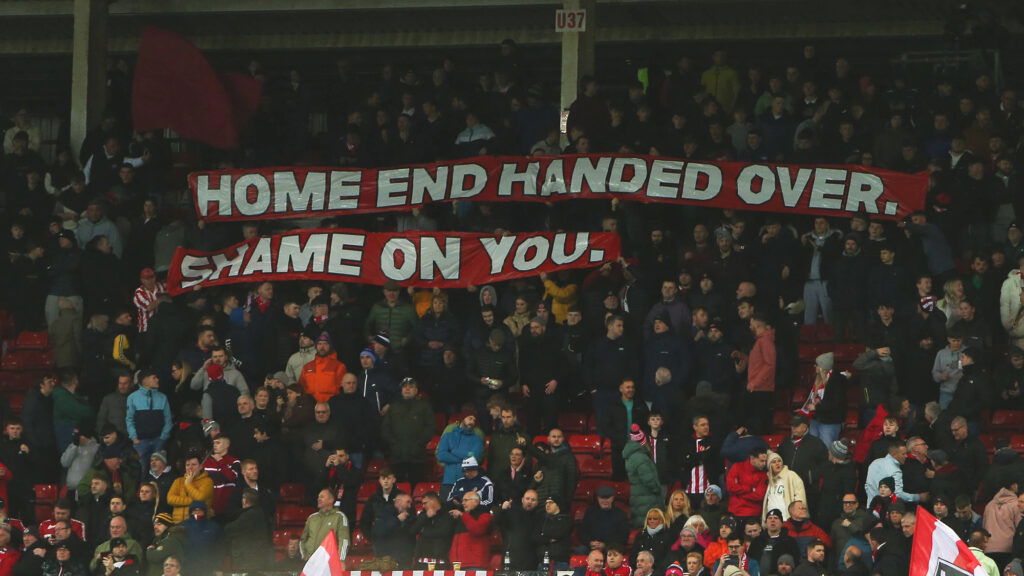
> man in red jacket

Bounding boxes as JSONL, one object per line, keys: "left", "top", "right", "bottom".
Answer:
{"left": 726, "top": 446, "right": 768, "bottom": 524}
{"left": 782, "top": 500, "right": 831, "bottom": 552}
{"left": 743, "top": 313, "right": 776, "bottom": 434}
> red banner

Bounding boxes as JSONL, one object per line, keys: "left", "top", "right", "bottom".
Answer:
{"left": 166, "top": 229, "right": 621, "bottom": 295}
{"left": 190, "top": 154, "right": 927, "bottom": 223}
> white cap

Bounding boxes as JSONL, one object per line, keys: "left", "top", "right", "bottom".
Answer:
{"left": 462, "top": 456, "right": 479, "bottom": 468}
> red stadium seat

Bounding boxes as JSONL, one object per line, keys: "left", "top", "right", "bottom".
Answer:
{"left": 13, "top": 331, "right": 49, "bottom": 350}
{"left": 489, "top": 554, "right": 504, "bottom": 570}
{"left": 574, "top": 479, "right": 602, "bottom": 502}
{"left": 34, "top": 484, "right": 58, "bottom": 504}
{"left": 577, "top": 455, "right": 612, "bottom": 478}
{"left": 434, "top": 413, "right": 447, "bottom": 434}
{"left": 834, "top": 343, "right": 863, "bottom": 363}
{"left": 351, "top": 528, "right": 371, "bottom": 550}
{"left": 364, "top": 459, "right": 387, "bottom": 479}
{"left": 1010, "top": 435, "right": 1024, "bottom": 453}
{"left": 8, "top": 395, "right": 23, "bottom": 415}
{"left": 275, "top": 505, "right": 315, "bottom": 528}
{"left": 278, "top": 483, "right": 305, "bottom": 504}
{"left": 0, "top": 371, "right": 35, "bottom": 392}
{"left": 979, "top": 434, "right": 996, "bottom": 455}
{"left": 558, "top": 412, "right": 589, "bottom": 434}
{"left": 846, "top": 386, "right": 863, "bottom": 408}
{"left": 35, "top": 505, "right": 53, "bottom": 523}
{"left": 568, "top": 434, "right": 602, "bottom": 454}
{"left": 1, "top": 350, "right": 53, "bottom": 371}
{"left": 396, "top": 482, "right": 411, "bottom": 495}
{"left": 413, "top": 482, "right": 440, "bottom": 502}
{"left": 989, "top": 410, "right": 1024, "bottom": 433}
{"left": 357, "top": 482, "right": 378, "bottom": 502}
{"left": 761, "top": 434, "right": 785, "bottom": 451}
{"left": 790, "top": 387, "right": 809, "bottom": 408}
{"left": 609, "top": 481, "right": 631, "bottom": 501}
{"left": 570, "top": 555, "right": 588, "bottom": 569}
{"left": 273, "top": 529, "right": 297, "bottom": 549}
{"left": 844, "top": 409, "right": 859, "bottom": 430}
{"left": 426, "top": 435, "right": 441, "bottom": 453}
{"left": 772, "top": 411, "right": 793, "bottom": 432}
{"left": 799, "top": 324, "right": 818, "bottom": 343}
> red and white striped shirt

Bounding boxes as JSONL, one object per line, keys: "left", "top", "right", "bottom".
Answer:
{"left": 685, "top": 436, "right": 711, "bottom": 495}
{"left": 133, "top": 282, "right": 166, "bottom": 333}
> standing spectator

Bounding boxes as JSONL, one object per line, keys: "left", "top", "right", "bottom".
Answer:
{"left": 864, "top": 443, "right": 922, "bottom": 504}
{"left": 743, "top": 314, "right": 776, "bottom": 434}
{"left": 131, "top": 269, "right": 165, "bottom": 335}
{"left": 165, "top": 456, "right": 213, "bottom": 523}
{"left": 437, "top": 414, "right": 484, "bottom": 498}
{"left": 381, "top": 378, "right": 435, "bottom": 485}
{"left": 412, "top": 492, "right": 457, "bottom": 567}
{"left": 584, "top": 315, "right": 638, "bottom": 439}
{"left": 624, "top": 425, "right": 663, "bottom": 528}
{"left": 522, "top": 429, "right": 576, "bottom": 504}
{"left": 517, "top": 317, "right": 564, "bottom": 434}
{"left": 359, "top": 469, "right": 404, "bottom": 538}
{"left": 53, "top": 371, "right": 93, "bottom": 454}
{"left": 777, "top": 413, "right": 828, "bottom": 511}
{"left": 75, "top": 200, "right": 123, "bottom": 258}
{"left": 604, "top": 379, "right": 650, "bottom": 480}
{"left": 301, "top": 488, "right": 350, "bottom": 561}
{"left": 494, "top": 489, "right": 542, "bottom": 570}
{"left": 190, "top": 347, "right": 249, "bottom": 421}
{"left": 447, "top": 490, "right": 492, "bottom": 569}
{"left": 364, "top": 281, "right": 418, "bottom": 350}
{"left": 702, "top": 50, "right": 740, "bottom": 113}
{"left": 763, "top": 451, "right": 806, "bottom": 522}
{"left": 97, "top": 374, "right": 132, "bottom": 437}
{"left": 983, "top": 478, "right": 1021, "bottom": 568}
{"left": 372, "top": 492, "right": 417, "bottom": 567}
{"left": 125, "top": 371, "right": 172, "bottom": 477}
{"left": 816, "top": 440, "right": 858, "bottom": 530}
{"left": 201, "top": 436, "right": 240, "bottom": 518}
{"left": 726, "top": 446, "right": 768, "bottom": 524}
{"left": 45, "top": 230, "right": 82, "bottom": 329}
{"left": 299, "top": 332, "right": 347, "bottom": 403}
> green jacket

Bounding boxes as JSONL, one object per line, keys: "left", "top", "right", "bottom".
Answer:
{"left": 364, "top": 301, "right": 418, "bottom": 348}
{"left": 623, "top": 441, "right": 662, "bottom": 529}
{"left": 53, "top": 386, "right": 94, "bottom": 425}
{"left": 528, "top": 443, "right": 576, "bottom": 504}
{"left": 77, "top": 464, "right": 139, "bottom": 502}
{"left": 300, "top": 508, "right": 350, "bottom": 561}
{"left": 487, "top": 424, "right": 524, "bottom": 476}
{"left": 382, "top": 396, "right": 435, "bottom": 463}
{"left": 144, "top": 527, "right": 186, "bottom": 576}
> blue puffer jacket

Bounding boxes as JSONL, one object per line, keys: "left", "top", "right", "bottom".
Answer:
{"left": 436, "top": 426, "right": 484, "bottom": 485}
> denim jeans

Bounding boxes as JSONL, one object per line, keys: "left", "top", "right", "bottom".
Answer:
{"left": 134, "top": 438, "right": 166, "bottom": 476}
{"left": 810, "top": 421, "right": 842, "bottom": 447}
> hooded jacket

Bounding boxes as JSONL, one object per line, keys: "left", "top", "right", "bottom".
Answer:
{"left": 436, "top": 426, "right": 485, "bottom": 485}
{"left": 300, "top": 352, "right": 347, "bottom": 403}
{"left": 623, "top": 441, "right": 662, "bottom": 528}
{"left": 763, "top": 451, "right": 807, "bottom": 521}
{"left": 726, "top": 458, "right": 768, "bottom": 518}
{"left": 983, "top": 487, "right": 1022, "bottom": 553}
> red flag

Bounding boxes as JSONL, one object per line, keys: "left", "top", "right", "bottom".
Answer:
{"left": 910, "top": 507, "right": 987, "bottom": 576}
{"left": 131, "top": 27, "right": 261, "bottom": 149}
{"left": 299, "top": 530, "right": 345, "bottom": 576}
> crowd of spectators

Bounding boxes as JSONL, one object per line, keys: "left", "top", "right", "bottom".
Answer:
{"left": 0, "top": 38, "right": 1021, "bottom": 576}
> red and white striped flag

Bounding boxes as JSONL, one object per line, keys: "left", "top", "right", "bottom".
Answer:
{"left": 910, "top": 507, "right": 986, "bottom": 576}
{"left": 300, "top": 530, "right": 345, "bottom": 576}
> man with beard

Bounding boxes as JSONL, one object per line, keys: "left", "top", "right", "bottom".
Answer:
{"left": 645, "top": 280, "right": 692, "bottom": 338}
{"left": 749, "top": 509, "right": 800, "bottom": 576}
{"left": 299, "top": 333, "right": 347, "bottom": 404}
{"left": 517, "top": 317, "right": 564, "bottom": 434}
{"left": 494, "top": 489, "right": 542, "bottom": 569}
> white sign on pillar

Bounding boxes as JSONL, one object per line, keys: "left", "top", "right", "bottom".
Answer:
{"left": 555, "top": 9, "right": 587, "bottom": 32}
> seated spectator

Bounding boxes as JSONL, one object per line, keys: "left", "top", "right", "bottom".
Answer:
{"left": 411, "top": 492, "right": 456, "bottom": 568}
{"left": 572, "top": 549, "right": 605, "bottom": 576}
{"left": 372, "top": 492, "right": 416, "bottom": 567}
{"left": 446, "top": 456, "right": 494, "bottom": 510}
{"left": 577, "top": 485, "right": 629, "bottom": 554}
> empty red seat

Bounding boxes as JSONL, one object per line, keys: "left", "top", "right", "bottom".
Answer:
{"left": 351, "top": 528, "right": 371, "bottom": 550}
{"left": 570, "top": 555, "right": 588, "bottom": 569}
{"left": 844, "top": 409, "right": 859, "bottom": 430}
{"left": 609, "top": 481, "right": 631, "bottom": 501}
{"left": 558, "top": 412, "right": 589, "bottom": 434}
{"left": 574, "top": 479, "right": 602, "bottom": 502}
{"left": 357, "top": 482, "right": 378, "bottom": 502}
{"left": 396, "top": 482, "right": 411, "bottom": 495}
{"left": 413, "top": 482, "right": 440, "bottom": 502}
{"left": 989, "top": 410, "right": 1024, "bottom": 433}
{"left": 425, "top": 435, "right": 441, "bottom": 453}
{"left": 8, "top": 396, "right": 23, "bottom": 415}
{"left": 34, "top": 484, "right": 58, "bottom": 504}
{"left": 979, "top": 434, "right": 996, "bottom": 454}
{"left": 275, "top": 505, "right": 315, "bottom": 528}
{"left": 364, "top": 459, "right": 387, "bottom": 479}
{"left": 798, "top": 344, "right": 830, "bottom": 364}
{"left": 568, "top": 434, "right": 602, "bottom": 454}
{"left": 761, "top": 434, "right": 785, "bottom": 451}
{"left": 834, "top": 343, "right": 863, "bottom": 363}
{"left": 790, "top": 387, "right": 809, "bottom": 408}
{"left": 799, "top": 324, "right": 818, "bottom": 343}
{"left": 434, "top": 413, "right": 446, "bottom": 434}
{"left": 278, "top": 483, "right": 304, "bottom": 504}
{"left": 772, "top": 411, "right": 793, "bottom": 432}
{"left": 1010, "top": 435, "right": 1024, "bottom": 453}
{"left": 272, "top": 529, "right": 297, "bottom": 549}
{"left": 0, "top": 371, "right": 34, "bottom": 392}
{"left": 1, "top": 350, "right": 53, "bottom": 371}
{"left": 577, "top": 455, "right": 612, "bottom": 478}
{"left": 14, "top": 331, "right": 48, "bottom": 350}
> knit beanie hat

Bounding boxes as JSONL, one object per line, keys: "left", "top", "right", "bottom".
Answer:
{"left": 879, "top": 476, "right": 895, "bottom": 492}
{"left": 629, "top": 423, "right": 647, "bottom": 446}
{"left": 815, "top": 352, "right": 835, "bottom": 372}
{"left": 829, "top": 438, "right": 851, "bottom": 461}
{"left": 206, "top": 363, "right": 224, "bottom": 381}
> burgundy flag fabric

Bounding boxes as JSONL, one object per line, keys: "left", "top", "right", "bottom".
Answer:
{"left": 132, "top": 27, "right": 261, "bottom": 149}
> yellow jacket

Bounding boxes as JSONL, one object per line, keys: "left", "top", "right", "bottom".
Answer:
{"left": 166, "top": 472, "right": 214, "bottom": 523}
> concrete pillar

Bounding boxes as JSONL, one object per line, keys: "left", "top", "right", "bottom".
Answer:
{"left": 559, "top": 0, "right": 595, "bottom": 143}
{"left": 70, "top": 0, "right": 108, "bottom": 156}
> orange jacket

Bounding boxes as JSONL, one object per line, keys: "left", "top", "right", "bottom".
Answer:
{"left": 746, "top": 328, "right": 776, "bottom": 392}
{"left": 299, "top": 352, "right": 347, "bottom": 403}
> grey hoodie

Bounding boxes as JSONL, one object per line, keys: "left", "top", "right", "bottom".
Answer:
{"left": 190, "top": 362, "right": 250, "bottom": 419}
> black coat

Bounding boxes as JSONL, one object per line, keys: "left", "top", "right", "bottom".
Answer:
{"left": 412, "top": 509, "right": 457, "bottom": 562}
{"left": 373, "top": 506, "right": 417, "bottom": 565}
{"left": 494, "top": 504, "right": 542, "bottom": 569}
{"left": 814, "top": 372, "right": 848, "bottom": 425}
{"left": 534, "top": 512, "right": 573, "bottom": 563}
{"left": 777, "top": 434, "right": 829, "bottom": 497}
{"left": 224, "top": 505, "right": 272, "bottom": 570}
{"left": 677, "top": 434, "right": 721, "bottom": 493}
{"left": 605, "top": 397, "right": 651, "bottom": 448}
{"left": 814, "top": 460, "right": 858, "bottom": 530}
{"left": 941, "top": 435, "right": 988, "bottom": 492}
{"left": 870, "top": 542, "right": 907, "bottom": 576}
{"left": 493, "top": 464, "right": 533, "bottom": 503}
{"left": 583, "top": 336, "right": 640, "bottom": 393}
{"left": 632, "top": 527, "right": 672, "bottom": 570}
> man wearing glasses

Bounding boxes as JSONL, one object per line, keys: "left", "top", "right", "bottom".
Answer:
{"left": 712, "top": 535, "right": 759, "bottom": 576}
{"left": 941, "top": 416, "right": 987, "bottom": 495}
{"left": 829, "top": 494, "right": 871, "bottom": 561}
{"left": 162, "top": 556, "right": 182, "bottom": 576}
{"left": 901, "top": 436, "right": 934, "bottom": 495}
